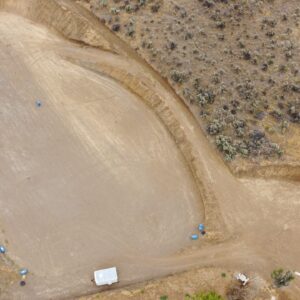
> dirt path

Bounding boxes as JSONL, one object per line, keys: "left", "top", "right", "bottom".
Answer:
{"left": 0, "top": 1, "right": 299, "bottom": 300}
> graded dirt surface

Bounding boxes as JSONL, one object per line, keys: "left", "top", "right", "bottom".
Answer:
{"left": 0, "top": 11, "right": 204, "bottom": 299}
{"left": 0, "top": 1, "right": 299, "bottom": 300}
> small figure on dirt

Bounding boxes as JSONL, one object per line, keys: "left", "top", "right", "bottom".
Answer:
{"left": 235, "top": 273, "right": 249, "bottom": 286}
{"left": 0, "top": 245, "right": 6, "bottom": 253}
{"left": 35, "top": 100, "right": 42, "bottom": 108}
{"left": 19, "top": 268, "right": 29, "bottom": 276}
{"left": 20, "top": 281, "right": 26, "bottom": 287}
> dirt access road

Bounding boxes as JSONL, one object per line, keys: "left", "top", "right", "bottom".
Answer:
{"left": 0, "top": 1, "right": 299, "bottom": 299}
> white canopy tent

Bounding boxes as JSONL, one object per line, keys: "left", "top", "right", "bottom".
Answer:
{"left": 235, "top": 273, "right": 249, "bottom": 286}
{"left": 94, "top": 267, "right": 118, "bottom": 286}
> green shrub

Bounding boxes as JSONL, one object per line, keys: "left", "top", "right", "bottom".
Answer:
{"left": 185, "top": 291, "right": 223, "bottom": 300}
{"left": 151, "top": 4, "right": 161, "bottom": 13}
{"left": 207, "top": 119, "right": 224, "bottom": 135}
{"left": 270, "top": 143, "right": 283, "bottom": 157}
{"left": 226, "top": 284, "right": 247, "bottom": 300}
{"left": 170, "top": 70, "right": 189, "bottom": 83}
{"left": 271, "top": 269, "right": 294, "bottom": 287}
{"left": 195, "top": 89, "right": 215, "bottom": 106}
{"left": 126, "top": 19, "right": 136, "bottom": 37}
{"left": 235, "top": 141, "right": 249, "bottom": 157}
{"left": 99, "top": 0, "right": 108, "bottom": 8}
{"left": 139, "top": 0, "right": 147, "bottom": 6}
{"left": 125, "top": 5, "right": 133, "bottom": 12}
{"left": 215, "top": 135, "right": 237, "bottom": 160}
{"left": 110, "top": 7, "right": 120, "bottom": 15}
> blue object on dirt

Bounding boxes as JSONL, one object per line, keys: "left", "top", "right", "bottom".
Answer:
{"left": 198, "top": 224, "right": 205, "bottom": 231}
{"left": 0, "top": 245, "right": 6, "bottom": 254}
{"left": 35, "top": 100, "right": 42, "bottom": 107}
{"left": 19, "top": 268, "right": 29, "bottom": 276}
{"left": 191, "top": 234, "right": 199, "bottom": 240}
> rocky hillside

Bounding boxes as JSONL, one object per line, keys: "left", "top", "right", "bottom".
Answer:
{"left": 77, "top": 0, "right": 300, "bottom": 169}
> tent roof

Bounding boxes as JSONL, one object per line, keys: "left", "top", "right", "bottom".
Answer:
{"left": 94, "top": 267, "right": 118, "bottom": 286}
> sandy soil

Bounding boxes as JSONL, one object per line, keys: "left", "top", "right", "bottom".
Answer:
{"left": 0, "top": 11, "right": 204, "bottom": 299}
{"left": 0, "top": 1, "right": 299, "bottom": 300}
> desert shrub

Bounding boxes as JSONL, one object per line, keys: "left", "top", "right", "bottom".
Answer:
{"left": 235, "top": 141, "right": 249, "bottom": 157}
{"left": 183, "top": 88, "right": 196, "bottom": 104}
{"left": 266, "top": 31, "right": 275, "bottom": 38}
{"left": 151, "top": 4, "right": 160, "bottom": 13}
{"left": 207, "top": 119, "right": 224, "bottom": 135}
{"left": 287, "top": 102, "right": 300, "bottom": 123}
{"left": 111, "top": 23, "right": 121, "bottom": 32}
{"left": 125, "top": 5, "right": 133, "bottom": 12}
{"left": 262, "top": 17, "right": 277, "bottom": 28}
{"left": 246, "top": 130, "right": 283, "bottom": 157}
{"left": 248, "top": 129, "right": 266, "bottom": 156}
{"left": 280, "top": 120, "right": 289, "bottom": 133}
{"left": 126, "top": 24, "right": 135, "bottom": 36}
{"left": 216, "top": 21, "right": 225, "bottom": 29}
{"left": 270, "top": 110, "right": 283, "bottom": 120}
{"left": 211, "top": 72, "right": 221, "bottom": 84}
{"left": 248, "top": 129, "right": 265, "bottom": 145}
{"left": 185, "top": 291, "right": 223, "bottom": 300}
{"left": 99, "top": 0, "right": 108, "bottom": 7}
{"left": 110, "top": 7, "right": 120, "bottom": 15}
{"left": 193, "top": 78, "right": 202, "bottom": 91}
{"left": 255, "top": 111, "right": 266, "bottom": 120}
{"left": 236, "top": 81, "right": 257, "bottom": 101}
{"left": 202, "top": 0, "right": 215, "bottom": 8}
{"left": 139, "top": 0, "right": 147, "bottom": 6}
{"left": 282, "top": 83, "right": 300, "bottom": 93}
{"left": 269, "top": 143, "right": 283, "bottom": 157}
{"left": 170, "top": 70, "right": 189, "bottom": 83}
{"left": 195, "top": 89, "right": 215, "bottom": 106}
{"left": 232, "top": 119, "right": 246, "bottom": 137}
{"left": 215, "top": 135, "right": 237, "bottom": 160}
{"left": 160, "top": 296, "right": 168, "bottom": 300}
{"left": 271, "top": 269, "right": 295, "bottom": 287}
{"left": 242, "top": 50, "right": 252, "bottom": 60}
{"left": 168, "top": 41, "right": 177, "bottom": 50}
{"left": 278, "top": 64, "right": 287, "bottom": 73}
{"left": 125, "top": 18, "right": 136, "bottom": 37}
{"left": 232, "top": 119, "right": 246, "bottom": 128}
{"left": 226, "top": 284, "right": 248, "bottom": 300}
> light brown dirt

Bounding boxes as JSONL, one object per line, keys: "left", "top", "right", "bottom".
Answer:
{"left": 0, "top": 1, "right": 299, "bottom": 300}
{"left": 0, "top": 9, "right": 205, "bottom": 300}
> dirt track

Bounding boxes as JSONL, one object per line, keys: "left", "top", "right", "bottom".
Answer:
{"left": 0, "top": 1, "right": 299, "bottom": 300}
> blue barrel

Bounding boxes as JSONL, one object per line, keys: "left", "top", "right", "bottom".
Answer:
{"left": 35, "top": 100, "right": 42, "bottom": 107}
{"left": 198, "top": 224, "right": 205, "bottom": 231}
{"left": 19, "top": 268, "right": 29, "bottom": 276}
{"left": 0, "top": 245, "right": 6, "bottom": 254}
{"left": 191, "top": 234, "right": 199, "bottom": 240}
